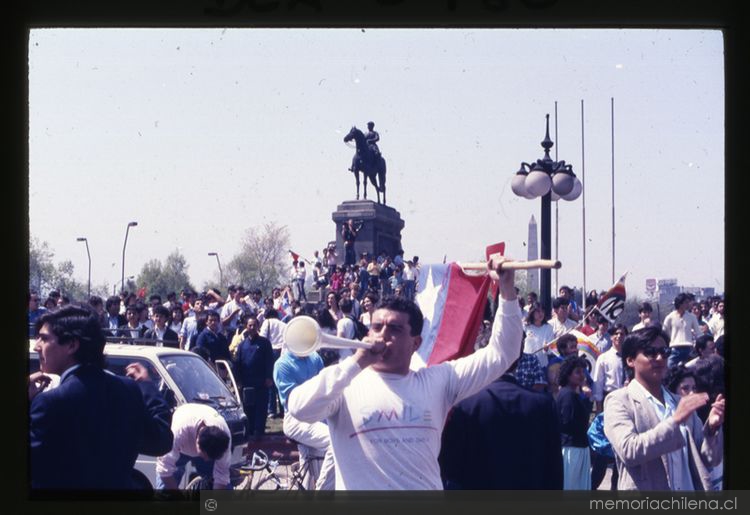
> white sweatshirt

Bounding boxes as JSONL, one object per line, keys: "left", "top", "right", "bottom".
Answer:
{"left": 288, "top": 299, "right": 523, "bottom": 490}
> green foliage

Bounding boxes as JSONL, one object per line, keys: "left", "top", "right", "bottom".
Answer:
{"left": 29, "top": 238, "right": 87, "bottom": 301}
{"left": 135, "top": 249, "right": 195, "bottom": 299}
{"left": 226, "top": 222, "right": 290, "bottom": 294}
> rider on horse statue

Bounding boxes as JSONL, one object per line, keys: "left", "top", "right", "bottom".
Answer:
{"left": 365, "top": 121, "right": 380, "bottom": 157}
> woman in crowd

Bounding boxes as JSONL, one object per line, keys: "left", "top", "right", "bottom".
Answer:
{"left": 316, "top": 306, "right": 339, "bottom": 367}
{"left": 665, "top": 364, "right": 696, "bottom": 397}
{"left": 169, "top": 305, "right": 185, "bottom": 335}
{"left": 329, "top": 266, "right": 344, "bottom": 293}
{"left": 358, "top": 292, "right": 379, "bottom": 329}
{"left": 325, "top": 291, "right": 343, "bottom": 323}
{"left": 524, "top": 301, "right": 554, "bottom": 368}
{"left": 557, "top": 356, "right": 594, "bottom": 490}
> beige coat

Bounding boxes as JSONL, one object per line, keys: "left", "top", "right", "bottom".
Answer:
{"left": 603, "top": 381, "right": 722, "bottom": 490}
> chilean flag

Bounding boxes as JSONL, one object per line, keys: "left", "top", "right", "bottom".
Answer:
{"left": 411, "top": 243, "right": 503, "bottom": 369}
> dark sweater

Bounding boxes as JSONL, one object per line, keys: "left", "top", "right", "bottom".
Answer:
{"left": 556, "top": 387, "right": 593, "bottom": 448}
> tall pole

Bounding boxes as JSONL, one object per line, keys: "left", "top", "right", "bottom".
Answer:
{"left": 76, "top": 237, "right": 91, "bottom": 299}
{"left": 121, "top": 221, "right": 138, "bottom": 292}
{"left": 554, "top": 101, "right": 559, "bottom": 295}
{"left": 540, "top": 191, "right": 552, "bottom": 318}
{"left": 611, "top": 97, "right": 616, "bottom": 284}
{"left": 511, "top": 113, "right": 580, "bottom": 318}
{"left": 208, "top": 252, "right": 223, "bottom": 288}
{"left": 581, "top": 100, "right": 587, "bottom": 310}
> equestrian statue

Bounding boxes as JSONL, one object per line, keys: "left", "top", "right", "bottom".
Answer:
{"left": 344, "top": 121, "right": 387, "bottom": 205}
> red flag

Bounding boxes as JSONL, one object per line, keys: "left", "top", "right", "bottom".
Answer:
{"left": 414, "top": 263, "right": 492, "bottom": 367}
{"left": 592, "top": 272, "right": 628, "bottom": 323}
{"left": 289, "top": 250, "right": 300, "bottom": 262}
{"left": 137, "top": 286, "right": 146, "bottom": 299}
{"left": 484, "top": 242, "right": 506, "bottom": 301}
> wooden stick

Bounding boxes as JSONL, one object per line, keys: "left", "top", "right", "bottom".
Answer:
{"left": 460, "top": 259, "right": 562, "bottom": 272}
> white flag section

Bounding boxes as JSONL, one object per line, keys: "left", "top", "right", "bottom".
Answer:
{"left": 411, "top": 262, "right": 491, "bottom": 370}
{"left": 411, "top": 264, "right": 450, "bottom": 370}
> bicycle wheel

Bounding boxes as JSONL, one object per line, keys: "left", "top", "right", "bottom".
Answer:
{"left": 252, "top": 473, "right": 283, "bottom": 490}
{"left": 186, "top": 475, "right": 213, "bottom": 490}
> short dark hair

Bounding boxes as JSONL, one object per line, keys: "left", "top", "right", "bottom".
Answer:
{"left": 674, "top": 293, "right": 690, "bottom": 309}
{"left": 105, "top": 295, "right": 121, "bottom": 311}
{"left": 205, "top": 310, "right": 220, "bottom": 321}
{"left": 621, "top": 326, "right": 671, "bottom": 378}
{"left": 148, "top": 294, "right": 162, "bottom": 303}
{"left": 557, "top": 333, "right": 577, "bottom": 353}
{"left": 340, "top": 297, "right": 353, "bottom": 314}
{"left": 88, "top": 295, "right": 103, "bottom": 308}
{"left": 665, "top": 365, "right": 695, "bottom": 394}
{"left": 610, "top": 323, "right": 629, "bottom": 336}
{"left": 638, "top": 302, "right": 653, "bottom": 314}
{"left": 197, "top": 426, "right": 230, "bottom": 461}
{"left": 36, "top": 305, "right": 106, "bottom": 368}
{"left": 694, "top": 334, "right": 714, "bottom": 354}
{"left": 558, "top": 356, "right": 588, "bottom": 387}
{"left": 552, "top": 297, "right": 570, "bottom": 310}
{"left": 264, "top": 307, "right": 279, "bottom": 320}
{"left": 374, "top": 297, "right": 424, "bottom": 336}
{"left": 693, "top": 354, "right": 725, "bottom": 402}
{"left": 152, "top": 305, "right": 170, "bottom": 318}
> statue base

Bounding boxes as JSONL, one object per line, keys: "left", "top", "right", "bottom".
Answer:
{"left": 331, "top": 200, "right": 405, "bottom": 265}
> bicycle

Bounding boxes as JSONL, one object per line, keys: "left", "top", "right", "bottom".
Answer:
{"left": 186, "top": 449, "right": 323, "bottom": 491}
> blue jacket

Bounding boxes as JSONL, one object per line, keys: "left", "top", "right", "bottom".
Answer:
{"left": 30, "top": 365, "right": 173, "bottom": 490}
{"left": 195, "top": 328, "right": 230, "bottom": 362}
{"left": 233, "top": 335, "right": 274, "bottom": 388}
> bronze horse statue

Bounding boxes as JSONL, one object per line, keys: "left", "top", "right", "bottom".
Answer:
{"left": 344, "top": 126, "right": 387, "bottom": 205}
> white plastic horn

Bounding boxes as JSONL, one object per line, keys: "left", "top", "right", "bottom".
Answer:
{"left": 283, "top": 315, "right": 373, "bottom": 357}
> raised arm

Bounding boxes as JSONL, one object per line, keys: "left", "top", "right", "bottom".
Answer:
{"left": 446, "top": 255, "right": 523, "bottom": 404}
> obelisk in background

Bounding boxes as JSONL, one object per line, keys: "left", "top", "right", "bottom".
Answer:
{"left": 527, "top": 215, "right": 539, "bottom": 295}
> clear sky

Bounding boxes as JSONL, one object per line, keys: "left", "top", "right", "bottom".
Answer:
{"left": 28, "top": 28, "right": 724, "bottom": 298}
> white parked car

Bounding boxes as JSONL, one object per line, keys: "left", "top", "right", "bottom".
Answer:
{"left": 28, "top": 342, "right": 248, "bottom": 488}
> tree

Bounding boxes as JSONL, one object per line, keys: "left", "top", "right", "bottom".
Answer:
{"left": 135, "top": 249, "right": 195, "bottom": 299}
{"left": 226, "top": 222, "right": 290, "bottom": 294}
{"left": 29, "top": 238, "right": 87, "bottom": 301}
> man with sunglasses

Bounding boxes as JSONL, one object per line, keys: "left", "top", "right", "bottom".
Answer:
{"left": 603, "top": 326, "right": 724, "bottom": 490}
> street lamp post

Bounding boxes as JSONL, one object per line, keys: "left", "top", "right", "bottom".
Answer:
{"left": 208, "top": 252, "right": 223, "bottom": 288}
{"left": 76, "top": 237, "right": 91, "bottom": 299}
{"left": 511, "top": 114, "right": 582, "bottom": 316}
{"left": 121, "top": 221, "right": 138, "bottom": 292}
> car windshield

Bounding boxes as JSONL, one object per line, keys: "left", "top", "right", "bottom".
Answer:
{"left": 159, "top": 354, "right": 239, "bottom": 409}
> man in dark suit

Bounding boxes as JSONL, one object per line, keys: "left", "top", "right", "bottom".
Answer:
{"left": 195, "top": 310, "right": 230, "bottom": 362}
{"left": 103, "top": 295, "right": 127, "bottom": 336}
{"left": 439, "top": 345, "right": 563, "bottom": 490}
{"left": 232, "top": 316, "right": 274, "bottom": 440}
{"left": 143, "top": 305, "right": 179, "bottom": 348}
{"left": 29, "top": 305, "right": 173, "bottom": 490}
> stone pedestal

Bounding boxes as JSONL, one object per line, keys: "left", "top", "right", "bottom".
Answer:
{"left": 331, "top": 200, "right": 405, "bottom": 264}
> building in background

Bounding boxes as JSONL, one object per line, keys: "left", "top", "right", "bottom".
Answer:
{"left": 527, "top": 215, "right": 539, "bottom": 295}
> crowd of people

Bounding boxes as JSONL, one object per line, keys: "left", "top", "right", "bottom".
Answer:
{"left": 454, "top": 289, "right": 726, "bottom": 491}
{"left": 27, "top": 246, "right": 726, "bottom": 492}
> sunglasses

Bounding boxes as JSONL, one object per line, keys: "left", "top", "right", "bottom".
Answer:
{"left": 642, "top": 346, "right": 672, "bottom": 359}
